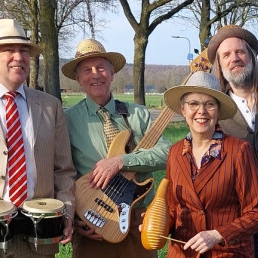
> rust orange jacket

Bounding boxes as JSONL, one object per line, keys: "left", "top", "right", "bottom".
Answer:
{"left": 166, "top": 134, "right": 258, "bottom": 257}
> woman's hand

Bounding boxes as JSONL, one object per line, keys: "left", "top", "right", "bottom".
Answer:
{"left": 138, "top": 212, "right": 146, "bottom": 232}
{"left": 183, "top": 230, "right": 223, "bottom": 253}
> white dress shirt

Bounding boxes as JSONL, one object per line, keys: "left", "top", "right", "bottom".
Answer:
{"left": 0, "top": 84, "right": 37, "bottom": 202}
{"left": 229, "top": 90, "right": 256, "bottom": 131}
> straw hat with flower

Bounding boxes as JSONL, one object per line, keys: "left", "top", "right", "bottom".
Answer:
{"left": 164, "top": 71, "right": 237, "bottom": 120}
{"left": 62, "top": 39, "right": 126, "bottom": 80}
{"left": 207, "top": 25, "right": 258, "bottom": 64}
{"left": 0, "top": 19, "right": 42, "bottom": 57}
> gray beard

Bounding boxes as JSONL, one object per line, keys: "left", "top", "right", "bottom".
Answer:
{"left": 222, "top": 61, "right": 253, "bottom": 89}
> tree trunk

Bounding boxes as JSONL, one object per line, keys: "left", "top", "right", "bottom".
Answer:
{"left": 133, "top": 35, "right": 148, "bottom": 106}
{"left": 29, "top": 0, "right": 40, "bottom": 90}
{"left": 199, "top": 0, "right": 211, "bottom": 51}
{"left": 39, "top": 0, "right": 61, "bottom": 100}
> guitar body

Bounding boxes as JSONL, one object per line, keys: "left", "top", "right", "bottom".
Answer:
{"left": 75, "top": 130, "right": 154, "bottom": 243}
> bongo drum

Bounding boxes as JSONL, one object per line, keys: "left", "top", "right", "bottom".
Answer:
{"left": 0, "top": 200, "right": 18, "bottom": 253}
{"left": 21, "top": 198, "right": 66, "bottom": 250}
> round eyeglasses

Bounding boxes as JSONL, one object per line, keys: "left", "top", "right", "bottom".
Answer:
{"left": 184, "top": 100, "right": 218, "bottom": 111}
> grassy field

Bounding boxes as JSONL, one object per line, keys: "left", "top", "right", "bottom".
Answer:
{"left": 56, "top": 94, "right": 188, "bottom": 258}
{"left": 61, "top": 93, "right": 166, "bottom": 109}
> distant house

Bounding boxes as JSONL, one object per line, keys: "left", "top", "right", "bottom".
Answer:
{"left": 124, "top": 85, "right": 134, "bottom": 94}
{"left": 124, "top": 84, "right": 156, "bottom": 94}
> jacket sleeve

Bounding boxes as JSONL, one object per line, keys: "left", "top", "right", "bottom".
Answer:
{"left": 215, "top": 140, "right": 258, "bottom": 246}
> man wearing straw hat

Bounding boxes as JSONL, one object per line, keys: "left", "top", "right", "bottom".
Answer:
{"left": 207, "top": 24, "right": 258, "bottom": 256}
{"left": 0, "top": 19, "right": 76, "bottom": 257}
{"left": 62, "top": 38, "right": 171, "bottom": 258}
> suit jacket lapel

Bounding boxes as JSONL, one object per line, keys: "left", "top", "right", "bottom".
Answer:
{"left": 176, "top": 154, "right": 203, "bottom": 210}
{"left": 176, "top": 148, "right": 227, "bottom": 209}
{"left": 0, "top": 126, "right": 5, "bottom": 146}
{"left": 24, "top": 87, "right": 42, "bottom": 141}
{"left": 193, "top": 153, "right": 226, "bottom": 194}
{"left": 254, "top": 114, "right": 258, "bottom": 155}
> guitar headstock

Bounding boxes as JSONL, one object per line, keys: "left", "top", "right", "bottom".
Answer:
{"left": 190, "top": 48, "right": 212, "bottom": 73}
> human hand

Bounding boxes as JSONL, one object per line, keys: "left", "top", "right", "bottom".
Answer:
{"left": 90, "top": 156, "right": 124, "bottom": 189}
{"left": 60, "top": 216, "right": 73, "bottom": 244}
{"left": 138, "top": 212, "right": 146, "bottom": 232}
{"left": 183, "top": 230, "right": 223, "bottom": 254}
{"left": 73, "top": 218, "right": 102, "bottom": 241}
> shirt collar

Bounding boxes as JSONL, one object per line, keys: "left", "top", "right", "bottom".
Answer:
{"left": 0, "top": 84, "right": 26, "bottom": 100}
{"left": 182, "top": 124, "right": 223, "bottom": 160}
{"left": 86, "top": 95, "right": 116, "bottom": 116}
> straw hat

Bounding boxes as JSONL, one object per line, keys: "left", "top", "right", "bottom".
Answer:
{"left": 208, "top": 25, "right": 258, "bottom": 64}
{"left": 164, "top": 71, "right": 237, "bottom": 120}
{"left": 62, "top": 39, "right": 126, "bottom": 80}
{"left": 0, "top": 19, "right": 42, "bottom": 57}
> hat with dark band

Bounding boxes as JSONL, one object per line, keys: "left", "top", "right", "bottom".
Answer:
{"left": 164, "top": 71, "right": 237, "bottom": 120}
{"left": 62, "top": 39, "right": 126, "bottom": 80}
{"left": 0, "top": 19, "right": 42, "bottom": 57}
{"left": 207, "top": 25, "right": 258, "bottom": 64}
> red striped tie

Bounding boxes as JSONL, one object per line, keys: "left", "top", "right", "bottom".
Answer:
{"left": 5, "top": 92, "right": 27, "bottom": 207}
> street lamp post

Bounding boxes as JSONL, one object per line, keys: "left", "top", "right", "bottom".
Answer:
{"left": 172, "top": 36, "right": 193, "bottom": 63}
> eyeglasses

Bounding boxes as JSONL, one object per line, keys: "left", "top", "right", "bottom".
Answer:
{"left": 184, "top": 100, "right": 218, "bottom": 111}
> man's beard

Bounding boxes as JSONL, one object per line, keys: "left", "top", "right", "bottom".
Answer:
{"left": 222, "top": 61, "right": 253, "bottom": 89}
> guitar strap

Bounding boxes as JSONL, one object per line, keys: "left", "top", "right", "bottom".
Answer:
{"left": 115, "top": 99, "right": 136, "bottom": 152}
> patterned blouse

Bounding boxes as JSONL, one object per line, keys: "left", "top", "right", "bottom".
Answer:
{"left": 182, "top": 124, "right": 223, "bottom": 180}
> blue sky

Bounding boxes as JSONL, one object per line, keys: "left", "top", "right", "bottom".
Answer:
{"left": 65, "top": 4, "right": 201, "bottom": 66}
{"left": 100, "top": 15, "right": 201, "bottom": 66}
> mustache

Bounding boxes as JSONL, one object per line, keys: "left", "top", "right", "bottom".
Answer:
{"left": 229, "top": 61, "right": 245, "bottom": 70}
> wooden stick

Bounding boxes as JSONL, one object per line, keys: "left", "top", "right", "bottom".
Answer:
{"left": 159, "top": 235, "right": 187, "bottom": 244}
{"left": 160, "top": 236, "right": 202, "bottom": 257}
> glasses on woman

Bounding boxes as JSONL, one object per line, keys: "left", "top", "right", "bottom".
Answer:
{"left": 184, "top": 100, "right": 218, "bottom": 111}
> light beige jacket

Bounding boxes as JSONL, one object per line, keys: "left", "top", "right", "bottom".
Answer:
{"left": 0, "top": 86, "right": 76, "bottom": 217}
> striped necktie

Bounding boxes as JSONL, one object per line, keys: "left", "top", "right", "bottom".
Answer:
{"left": 98, "top": 107, "right": 120, "bottom": 148}
{"left": 4, "top": 92, "right": 27, "bottom": 207}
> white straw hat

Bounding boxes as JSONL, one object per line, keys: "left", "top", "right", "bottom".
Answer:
{"left": 164, "top": 71, "right": 237, "bottom": 120}
{"left": 62, "top": 39, "right": 126, "bottom": 80}
{"left": 0, "top": 19, "right": 42, "bottom": 57}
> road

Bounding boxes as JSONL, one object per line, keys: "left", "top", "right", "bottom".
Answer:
{"left": 149, "top": 109, "right": 184, "bottom": 122}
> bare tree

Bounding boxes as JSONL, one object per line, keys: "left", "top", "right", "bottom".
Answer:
{"left": 119, "top": 0, "right": 194, "bottom": 105}
{"left": 186, "top": 0, "right": 258, "bottom": 51}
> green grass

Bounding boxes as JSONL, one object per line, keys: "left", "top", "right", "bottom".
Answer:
{"left": 62, "top": 93, "right": 165, "bottom": 109}
{"left": 57, "top": 94, "right": 188, "bottom": 257}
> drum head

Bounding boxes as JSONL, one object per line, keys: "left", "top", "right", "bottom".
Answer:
{"left": 0, "top": 200, "right": 16, "bottom": 218}
{"left": 22, "top": 198, "right": 65, "bottom": 218}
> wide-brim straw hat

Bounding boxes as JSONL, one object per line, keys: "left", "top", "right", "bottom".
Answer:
{"left": 0, "top": 19, "right": 42, "bottom": 57}
{"left": 208, "top": 25, "right": 258, "bottom": 64}
{"left": 62, "top": 39, "right": 126, "bottom": 80}
{"left": 164, "top": 71, "right": 237, "bottom": 120}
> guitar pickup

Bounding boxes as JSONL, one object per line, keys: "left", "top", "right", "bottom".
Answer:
{"left": 84, "top": 209, "right": 105, "bottom": 228}
{"left": 95, "top": 198, "right": 113, "bottom": 212}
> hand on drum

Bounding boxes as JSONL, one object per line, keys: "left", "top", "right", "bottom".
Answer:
{"left": 183, "top": 230, "right": 223, "bottom": 254}
{"left": 74, "top": 218, "right": 103, "bottom": 241}
{"left": 60, "top": 216, "right": 73, "bottom": 244}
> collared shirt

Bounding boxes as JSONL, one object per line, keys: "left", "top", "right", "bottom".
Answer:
{"left": 229, "top": 91, "right": 256, "bottom": 131}
{"left": 0, "top": 84, "right": 36, "bottom": 201}
{"left": 182, "top": 124, "right": 223, "bottom": 180}
{"left": 65, "top": 96, "right": 171, "bottom": 207}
